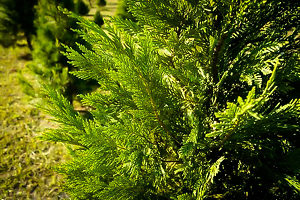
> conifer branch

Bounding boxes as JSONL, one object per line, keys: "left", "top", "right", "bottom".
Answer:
{"left": 161, "top": 159, "right": 182, "bottom": 163}
{"left": 211, "top": 33, "right": 227, "bottom": 84}
{"left": 218, "top": 119, "right": 240, "bottom": 150}
{"left": 132, "top": 61, "right": 181, "bottom": 151}
{"left": 145, "top": 80, "right": 181, "bottom": 152}
{"left": 138, "top": 132, "right": 155, "bottom": 146}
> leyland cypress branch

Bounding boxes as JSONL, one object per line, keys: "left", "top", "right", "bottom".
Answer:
{"left": 41, "top": 1, "right": 300, "bottom": 198}
{"left": 161, "top": 159, "right": 182, "bottom": 163}
{"left": 211, "top": 33, "right": 227, "bottom": 84}
{"left": 132, "top": 59, "right": 181, "bottom": 152}
{"left": 143, "top": 75, "right": 181, "bottom": 155}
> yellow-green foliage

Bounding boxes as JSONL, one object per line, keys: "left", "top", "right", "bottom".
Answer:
{"left": 0, "top": 46, "right": 68, "bottom": 199}
{"left": 43, "top": 1, "right": 300, "bottom": 199}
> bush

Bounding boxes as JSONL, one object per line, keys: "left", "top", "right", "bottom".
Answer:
{"left": 23, "top": 0, "right": 72, "bottom": 96}
{"left": 115, "top": 0, "right": 135, "bottom": 21}
{"left": 44, "top": 0, "right": 300, "bottom": 199}
{"left": 58, "top": 0, "right": 75, "bottom": 11}
{"left": 96, "top": 0, "right": 106, "bottom": 7}
{"left": 0, "top": 0, "right": 38, "bottom": 49}
{"left": 21, "top": 0, "right": 95, "bottom": 99}
{"left": 94, "top": 10, "right": 104, "bottom": 27}
{"left": 75, "top": 0, "right": 90, "bottom": 15}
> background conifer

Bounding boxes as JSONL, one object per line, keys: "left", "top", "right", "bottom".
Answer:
{"left": 94, "top": 10, "right": 104, "bottom": 27}
{"left": 21, "top": 0, "right": 95, "bottom": 99}
{"left": 0, "top": 0, "right": 37, "bottom": 49}
{"left": 96, "top": 0, "right": 107, "bottom": 7}
{"left": 74, "top": 0, "right": 90, "bottom": 15}
{"left": 115, "top": 0, "right": 135, "bottom": 21}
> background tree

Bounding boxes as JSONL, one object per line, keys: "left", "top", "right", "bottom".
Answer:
{"left": 96, "top": 0, "right": 107, "bottom": 7}
{"left": 115, "top": 0, "right": 135, "bottom": 21}
{"left": 94, "top": 10, "right": 104, "bottom": 27}
{"left": 43, "top": 0, "right": 300, "bottom": 199}
{"left": 21, "top": 0, "right": 94, "bottom": 99}
{"left": 0, "top": 0, "right": 37, "bottom": 49}
{"left": 75, "top": 0, "right": 90, "bottom": 15}
{"left": 57, "top": 0, "right": 75, "bottom": 11}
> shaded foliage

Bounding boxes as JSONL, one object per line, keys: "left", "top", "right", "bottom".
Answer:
{"left": 75, "top": 0, "right": 90, "bottom": 16}
{"left": 96, "top": 0, "right": 107, "bottom": 7}
{"left": 94, "top": 10, "right": 104, "bottom": 27}
{"left": 21, "top": 0, "right": 95, "bottom": 99}
{"left": 0, "top": 0, "right": 37, "bottom": 49}
{"left": 115, "top": 0, "right": 135, "bottom": 21}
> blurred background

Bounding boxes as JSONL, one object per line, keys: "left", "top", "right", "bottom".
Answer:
{"left": 0, "top": 0, "right": 132, "bottom": 199}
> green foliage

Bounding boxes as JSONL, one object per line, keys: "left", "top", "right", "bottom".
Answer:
{"left": 23, "top": 0, "right": 73, "bottom": 96}
{"left": 115, "top": 0, "right": 135, "bottom": 21}
{"left": 285, "top": 176, "right": 300, "bottom": 193}
{"left": 0, "top": 0, "right": 37, "bottom": 49}
{"left": 43, "top": 0, "right": 300, "bottom": 199}
{"left": 74, "top": 0, "right": 90, "bottom": 16}
{"left": 58, "top": 0, "right": 75, "bottom": 11}
{"left": 21, "top": 0, "right": 95, "bottom": 99}
{"left": 94, "top": 10, "right": 104, "bottom": 27}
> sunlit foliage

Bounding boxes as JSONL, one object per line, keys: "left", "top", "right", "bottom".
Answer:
{"left": 43, "top": 0, "right": 299, "bottom": 199}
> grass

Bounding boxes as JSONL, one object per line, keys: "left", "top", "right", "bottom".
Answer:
{"left": 0, "top": 45, "right": 69, "bottom": 199}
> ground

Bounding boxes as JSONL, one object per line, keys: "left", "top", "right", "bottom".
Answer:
{"left": 0, "top": 44, "right": 68, "bottom": 199}
{"left": 0, "top": 1, "right": 117, "bottom": 199}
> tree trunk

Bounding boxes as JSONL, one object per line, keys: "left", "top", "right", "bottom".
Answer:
{"left": 25, "top": 33, "right": 33, "bottom": 51}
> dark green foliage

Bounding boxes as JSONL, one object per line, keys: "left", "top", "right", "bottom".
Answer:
{"left": 57, "top": 0, "right": 75, "bottom": 11}
{"left": 96, "top": 0, "right": 106, "bottom": 7}
{"left": 0, "top": 0, "right": 37, "bottom": 49}
{"left": 43, "top": 0, "right": 300, "bottom": 199}
{"left": 94, "top": 10, "right": 104, "bottom": 27}
{"left": 22, "top": 0, "right": 94, "bottom": 98}
{"left": 74, "top": 0, "right": 90, "bottom": 16}
{"left": 24, "top": 0, "right": 73, "bottom": 95}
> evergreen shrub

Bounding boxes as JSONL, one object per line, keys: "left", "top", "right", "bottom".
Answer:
{"left": 0, "top": 0, "right": 37, "bottom": 49}
{"left": 96, "top": 0, "right": 107, "bottom": 7}
{"left": 94, "top": 10, "right": 104, "bottom": 27}
{"left": 75, "top": 0, "right": 90, "bottom": 16}
{"left": 22, "top": 0, "right": 95, "bottom": 99}
{"left": 115, "top": 0, "right": 135, "bottom": 21}
{"left": 43, "top": 0, "right": 300, "bottom": 199}
{"left": 22, "top": 0, "right": 73, "bottom": 96}
{"left": 58, "top": 0, "right": 75, "bottom": 11}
